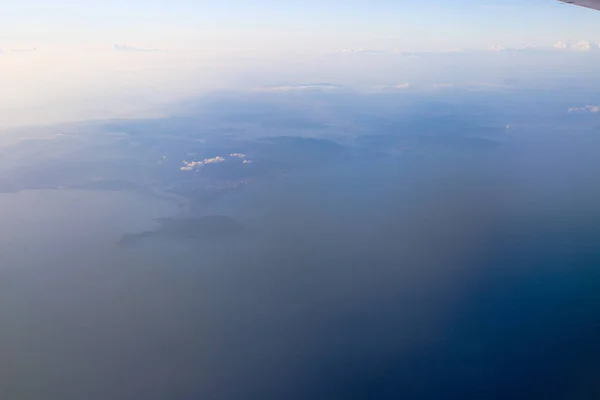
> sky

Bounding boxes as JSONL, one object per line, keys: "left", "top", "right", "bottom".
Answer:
{"left": 2, "top": 0, "right": 600, "bottom": 127}
{"left": 4, "top": 0, "right": 600, "bottom": 51}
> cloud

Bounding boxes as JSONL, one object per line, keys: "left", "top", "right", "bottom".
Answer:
{"left": 552, "top": 40, "right": 600, "bottom": 52}
{"left": 490, "top": 44, "right": 506, "bottom": 52}
{"left": 394, "top": 83, "right": 411, "bottom": 89}
{"left": 256, "top": 83, "right": 340, "bottom": 92}
{"left": 370, "top": 83, "right": 412, "bottom": 92}
{"left": 554, "top": 41, "right": 568, "bottom": 50}
{"left": 11, "top": 48, "right": 37, "bottom": 53}
{"left": 340, "top": 48, "right": 390, "bottom": 55}
{"left": 336, "top": 41, "right": 600, "bottom": 57}
{"left": 490, "top": 44, "right": 538, "bottom": 52}
{"left": 180, "top": 156, "right": 226, "bottom": 171}
{"left": 339, "top": 48, "right": 423, "bottom": 57}
{"left": 424, "top": 82, "right": 510, "bottom": 92}
{"left": 568, "top": 105, "right": 600, "bottom": 113}
{"left": 572, "top": 40, "right": 595, "bottom": 52}
{"left": 486, "top": 41, "right": 600, "bottom": 53}
{"left": 180, "top": 161, "right": 204, "bottom": 171}
{"left": 230, "top": 153, "right": 252, "bottom": 164}
{"left": 203, "top": 156, "right": 226, "bottom": 164}
{"left": 114, "top": 44, "right": 161, "bottom": 52}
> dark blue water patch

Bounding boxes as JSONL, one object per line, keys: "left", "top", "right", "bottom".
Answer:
{"left": 295, "top": 227, "right": 600, "bottom": 400}
{"left": 429, "top": 256, "right": 600, "bottom": 399}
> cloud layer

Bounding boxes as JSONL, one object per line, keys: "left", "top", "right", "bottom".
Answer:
{"left": 568, "top": 105, "right": 600, "bottom": 113}
{"left": 114, "top": 44, "right": 161, "bottom": 52}
{"left": 180, "top": 156, "right": 226, "bottom": 171}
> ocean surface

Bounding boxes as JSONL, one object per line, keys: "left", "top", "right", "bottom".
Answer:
{"left": 0, "top": 187, "right": 599, "bottom": 399}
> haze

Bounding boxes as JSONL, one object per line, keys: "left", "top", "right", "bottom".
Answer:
{"left": 3, "top": 0, "right": 600, "bottom": 127}
{"left": 1, "top": 1, "right": 600, "bottom": 399}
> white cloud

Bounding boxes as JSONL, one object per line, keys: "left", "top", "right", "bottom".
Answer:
{"left": 256, "top": 83, "right": 339, "bottom": 92}
{"left": 370, "top": 83, "right": 412, "bottom": 92}
{"left": 337, "top": 42, "right": 600, "bottom": 57}
{"left": 180, "top": 160, "right": 204, "bottom": 170}
{"left": 340, "top": 48, "right": 389, "bottom": 55}
{"left": 424, "top": 82, "right": 510, "bottom": 92}
{"left": 552, "top": 40, "right": 600, "bottom": 52}
{"left": 114, "top": 44, "right": 161, "bottom": 52}
{"left": 11, "top": 48, "right": 38, "bottom": 53}
{"left": 490, "top": 44, "right": 537, "bottom": 52}
{"left": 572, "top": 41, "right": 593, "bottom": 52}
{"left": 229, "top": 153, "right": 246, "bottom": 158}
{"left": 568, "top": 105, "right": 600, "bottom": 113}
{"left": 553, "top": 41, "right": 568, "bottom": 50}
{"left": 338, "top": 48, "right": 424, "bottom": 57}
{"left": 180, "top": 156, "right": 226, "bottom": 171}
{"left": 243, "top": 159, "right": 253, "bottom": 164}
{"left": 203, "top": 156, "right": 226, "bottom": 164}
